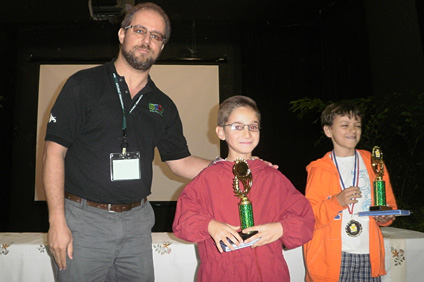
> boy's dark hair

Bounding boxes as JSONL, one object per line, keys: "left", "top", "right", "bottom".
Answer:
{"left": 217, "top": 95, "right": 261, "bottom": 126}
{"left": 121, "top": 2, "right": 171, "bottom": 43}
{"left": 321, "top": 101, "right": 363, "bottom": 127}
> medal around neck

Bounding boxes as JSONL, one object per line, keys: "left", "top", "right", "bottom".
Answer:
{"left": 370, "top": 146, "right": 392, "bottom": 211}
{"left": 220, "top": 158, "right": 258, "bottom": 252}
{"left": 331, "top": 151, "right": 363, "bottom": 236}
{"left": 346, "top": 219, "right": 363, "bottom": 237}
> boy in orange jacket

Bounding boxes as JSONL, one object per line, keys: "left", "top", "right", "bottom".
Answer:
{"left": 303, "top": 101, "right": 397, "bottom": 282}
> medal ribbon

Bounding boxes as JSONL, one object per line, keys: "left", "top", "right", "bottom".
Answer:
{"left": 331, "top": 150, "right": 359, "bottom": 215}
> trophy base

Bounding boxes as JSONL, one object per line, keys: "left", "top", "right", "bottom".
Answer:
{"left": 220, "top": 231, "right": 259, "bottom": 252}
{"left": 370, "top": 206, "right": 393, "bottom": 211}
{"left": 239, "top": 230, "right": 258, "bottom": 240}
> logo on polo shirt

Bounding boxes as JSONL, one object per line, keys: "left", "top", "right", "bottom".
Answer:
{"left": 49, "top": 113, "right": 57, "bottom": 123}
{"left": 149, "top": 103, "right": 164, "bottom": 116}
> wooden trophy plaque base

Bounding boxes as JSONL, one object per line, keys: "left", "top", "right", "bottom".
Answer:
{"left": 370, "top": 206, "right": 393, "bottom": 211}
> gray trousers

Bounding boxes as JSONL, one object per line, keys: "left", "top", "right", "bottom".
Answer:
{"left": 55, "top": 198, "right": 155, "bottom": 282}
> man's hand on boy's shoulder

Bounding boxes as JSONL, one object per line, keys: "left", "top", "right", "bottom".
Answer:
{"left": 336, "top": 186, "right": 361, "bottom": 207}
{"left": 252, "top": 156, "right": 279, "bottom": 169}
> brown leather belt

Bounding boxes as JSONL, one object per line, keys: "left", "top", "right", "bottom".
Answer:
{"left": 65, "top": 192, "right": 146, "bottom": 212}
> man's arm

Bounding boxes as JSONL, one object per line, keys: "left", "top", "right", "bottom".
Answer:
{"left": 166, "top": 155, "right": 211, "bottom": 179}
{"left": 167, "top": 156, "right": 278, "bottom": 180}
{"left": 43, "top": 141, "right": 73, "bottom": 270}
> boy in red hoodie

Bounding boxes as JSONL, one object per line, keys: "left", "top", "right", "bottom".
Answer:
{"left": 173, "top": 95, "right": 314, "bottom": 281}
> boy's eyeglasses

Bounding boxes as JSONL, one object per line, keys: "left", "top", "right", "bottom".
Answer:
{"left": 124, "top": 25, "right": 166, "bottom": 43}
{"left": 223, "top": 122, "right": 261, "bottom": 132}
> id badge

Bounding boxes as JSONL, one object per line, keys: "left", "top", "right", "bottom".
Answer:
{"left": 110, "top": 152, "right": 141, "bottom": 181}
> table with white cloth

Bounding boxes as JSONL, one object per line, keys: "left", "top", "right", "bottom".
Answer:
{"left": 1, "top": 228, "right": 423, "bottom": 282}
{"left": 0, "top": 232, "right": 303, "bottom": 282}
{"left": 380, "top": 227, "right": 424, "bottom": 282}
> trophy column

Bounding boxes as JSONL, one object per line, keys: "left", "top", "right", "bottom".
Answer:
{"left": 239, "top": 197, "right": 254, "bottom": 231}
{"left": 370, "top": 146, "right": 392, "bottom": 211}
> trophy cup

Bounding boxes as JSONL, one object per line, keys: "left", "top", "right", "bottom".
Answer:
{"left": 370, "top": 146, "right": 392, "bottom": 211}
{"left": 220, "top": 158, "right": 259, "bottom": 252}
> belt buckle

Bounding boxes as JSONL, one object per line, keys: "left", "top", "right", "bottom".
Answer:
{"left": 108, "top": 204, "right": 115, "bottom": 213}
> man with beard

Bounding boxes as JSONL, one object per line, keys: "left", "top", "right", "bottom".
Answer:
{"left": 42, "top": 3, "right": 211, "bottom": 281}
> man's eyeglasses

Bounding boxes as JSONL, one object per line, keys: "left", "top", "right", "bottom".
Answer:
{"left": 223, "top": 122, "right": 261, "bottom": 132}
{"left": 124, "top": 25, "right": 166, "bottom": 43}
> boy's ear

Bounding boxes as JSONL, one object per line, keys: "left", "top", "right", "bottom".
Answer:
{"left": 216, "top": 126, "right": 226, "bottom": 141}
{"left": 323, "top": 125, "right": 332, "bottom": 138}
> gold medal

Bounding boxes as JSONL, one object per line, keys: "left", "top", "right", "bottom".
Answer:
{"left": 345, "top": 219, "right": 363, "bottom": 237}
{"left": 332, "top": 151, "right": 363, "bottom": 237}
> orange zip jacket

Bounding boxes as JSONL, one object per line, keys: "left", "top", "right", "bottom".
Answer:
{"left": 303, "top": 150, "right": 397, "bottom": 282}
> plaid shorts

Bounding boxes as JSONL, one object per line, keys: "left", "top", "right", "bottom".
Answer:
{"left": 339, "top": 252, "right": 382, "bottom": 282}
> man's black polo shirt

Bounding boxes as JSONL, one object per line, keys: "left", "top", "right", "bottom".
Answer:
{"left": 45, "top": 61, "right": 191, "bottom": 204}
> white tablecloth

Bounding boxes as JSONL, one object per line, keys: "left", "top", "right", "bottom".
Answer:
{"left": 0, "top": 232, "right": 303, "bottom": 282}
{"left": 380, "top": 227, "right": 424, "bottom": 282}
{"left": 1, "top": 228, "right": 422, "bottom": 282}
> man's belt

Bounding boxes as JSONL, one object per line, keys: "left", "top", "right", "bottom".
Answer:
{"left": 65, "top": 192, "right": 146, "bottom": 212}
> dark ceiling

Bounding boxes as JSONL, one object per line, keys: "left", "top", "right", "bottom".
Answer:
{"left": 1, "top": 0, "right": 334, "bottom": 24}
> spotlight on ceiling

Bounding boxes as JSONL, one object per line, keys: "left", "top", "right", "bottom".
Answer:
{"left": 88, "top": 0, "right": 134, "bottom": 22}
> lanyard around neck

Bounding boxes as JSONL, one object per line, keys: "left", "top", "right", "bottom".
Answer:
{"left": 112, "top": 73, "right": 143, "bottom": 153}
{"left": 331, "top": 150, "right": 359, "bottom": 214}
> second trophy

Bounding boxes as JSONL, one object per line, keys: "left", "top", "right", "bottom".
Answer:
{"left": 370, "top": 146, "right": 392, "bottom": 211}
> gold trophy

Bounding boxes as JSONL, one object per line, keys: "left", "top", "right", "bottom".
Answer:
{"left": 232, "top": 158, "right": 257, "bottom": 239}
{"left": 370, "top": 146, "right": 392, "bottom": 211}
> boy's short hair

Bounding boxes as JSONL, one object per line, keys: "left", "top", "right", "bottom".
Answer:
{"left": 321, "top": 101, "right": 363, "bottom": 127}
{"left": 217, "top": 95, "right": 261, "bottom": 126}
